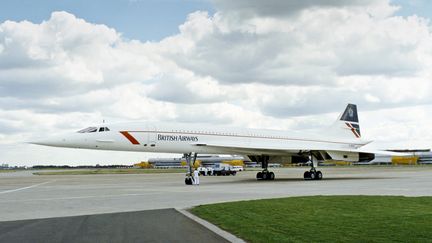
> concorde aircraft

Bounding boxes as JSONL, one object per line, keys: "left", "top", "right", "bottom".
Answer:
{"left": 32, "top": 104, "right": 399, "bottom": 185}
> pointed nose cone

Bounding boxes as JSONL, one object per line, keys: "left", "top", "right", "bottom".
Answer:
{"left": 30, "top": 137, "right": 66, "bottom": 147}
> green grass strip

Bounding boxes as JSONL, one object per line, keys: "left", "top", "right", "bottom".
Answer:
{"left": 191, "top": 196, "right": 432, "bottom": 243}
{"left": 0, "top": 170, "right": 16, "bottom": 173}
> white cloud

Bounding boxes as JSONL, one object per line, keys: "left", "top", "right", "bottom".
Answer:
{"left": 170, "top": 6, "right": 432, "bottom": 86}
{"left": 1, "top": 1, "right": 432, "bottom": 165}
{"left": 212, "top": 0, "right": 393, "bottom": 18}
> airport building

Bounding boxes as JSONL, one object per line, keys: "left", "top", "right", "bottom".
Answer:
{"left": 367, "top": 149, "right": 432, "bottom": 165}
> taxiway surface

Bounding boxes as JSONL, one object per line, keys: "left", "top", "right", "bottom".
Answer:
{"left": 1, "top": 166, "right": 431, "bottom": 222}
{"left": 0, "top": 208, "right": 229, "bottom": 243}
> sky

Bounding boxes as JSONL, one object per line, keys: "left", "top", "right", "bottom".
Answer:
{"left": 1, "top": 0, "right": 432, "bottom": 166}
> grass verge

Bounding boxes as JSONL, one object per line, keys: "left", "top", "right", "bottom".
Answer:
{"left": 0, "top": 170, "right": 16, "bottom": 173}
{"left": 33, "top": 168, "right": 185, "bottom": 175}
{"left": 191, "top": 196, "right": 432, "bottom": 243}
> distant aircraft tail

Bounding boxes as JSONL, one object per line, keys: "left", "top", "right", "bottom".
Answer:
{"left": 327, "top": 104, "right": 362, "bottom": 139}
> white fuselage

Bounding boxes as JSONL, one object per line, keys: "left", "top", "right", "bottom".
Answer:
{"left": 35, "top": 121, "right": 368, "bottom": 156}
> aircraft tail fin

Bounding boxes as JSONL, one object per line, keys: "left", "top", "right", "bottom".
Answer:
{"left": 328, "top": 104, "right": 362, "bottom": 139}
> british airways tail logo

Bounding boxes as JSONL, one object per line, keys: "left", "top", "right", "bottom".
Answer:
{"left": 345, "top": 122, "right": 361, "bottom": 138}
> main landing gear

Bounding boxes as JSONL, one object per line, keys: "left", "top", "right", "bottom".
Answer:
{"left": 256, "top": 155, "right": 275, "bottom": 181}
{"left": 303, "top": 169, "right": 323, "bottom": 180}
{"left": 304, "top": 153, "right": 323, "bottom": 180}
{"left": 184, "top": 152, "right": 197, "bottom": 185}
{"left": 257, "top": 170, "right": 275, "bottom": 180}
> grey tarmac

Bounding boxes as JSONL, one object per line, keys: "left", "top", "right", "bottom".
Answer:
{"left": 0, "top": 166, "right": 431, "bottom": 242}
{"left": 0, "top": 208, "right": 229, "bottom": 243}
{"left": 1, "top": 166, "right": 431, "bottom": 221}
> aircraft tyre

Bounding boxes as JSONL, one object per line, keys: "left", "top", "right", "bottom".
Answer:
{"left": 309, "top": 171, "right": 316, "bottom": 180}
{"left": 257, "top": 171, "right": 275, "bottom": 180}
{"left": 256, "top": 172, "right": 262, "bottom": 180}
{"left": 303, "top": 171, "right": 311, "bottom": 180}
{"left": 316, "top": 171, "right": 323, "bottom": 180}
{"left": 269, "top": 172, "right": 275, "bottom": 180}
{"left": 185, "top": 178, "right": 193, "bottom": 185}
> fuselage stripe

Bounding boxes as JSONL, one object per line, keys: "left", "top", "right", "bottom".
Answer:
{"left": 120, "top": 131, "right": 140, "bottom": 145}
{"left": 125, "top": 130, "right": 366, "bottom": 146}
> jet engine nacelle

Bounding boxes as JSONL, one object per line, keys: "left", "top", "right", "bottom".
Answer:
{"left": 326, "top": 151, "right": 375, "bottom": 162}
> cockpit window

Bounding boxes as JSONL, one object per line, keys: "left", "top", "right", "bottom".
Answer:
{"left": 88, "top": 127, "right": 97, "bottom": 132}
{"left": 89, "top": 127, "right": 97, "bottom": 132}
{"left": 77, "top": 127, "right": 98, "bottom": 133}
{"left": 99, "top": 127, "right": 110, "bottom": 132}
{"left": 77, "top": 127, "right": 110, "bottom": 133}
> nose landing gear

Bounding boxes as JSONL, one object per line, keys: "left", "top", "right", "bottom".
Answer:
{"left": 184, "top": 152, "right": 197, "bottom": 185}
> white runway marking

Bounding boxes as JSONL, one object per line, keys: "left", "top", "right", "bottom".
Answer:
{"left": 0, "top": 181, "right": 54, "bottom": 194}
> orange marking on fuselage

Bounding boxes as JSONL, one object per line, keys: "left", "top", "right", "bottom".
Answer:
{"left": 120, "top": 131, "right": 140, "bottom": 145}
